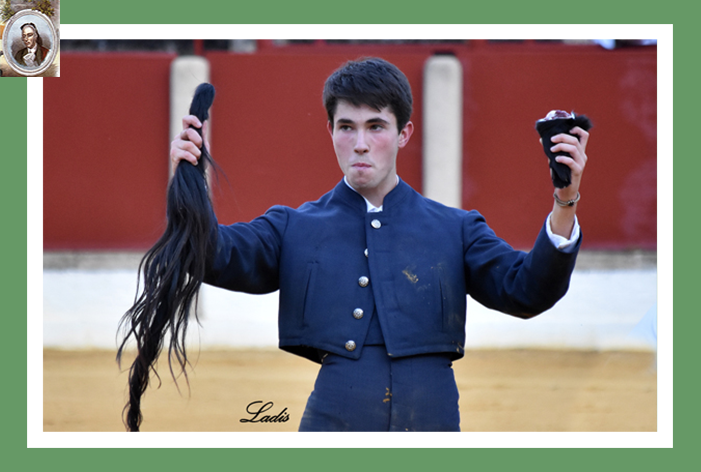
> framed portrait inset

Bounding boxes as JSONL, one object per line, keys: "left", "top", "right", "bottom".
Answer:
{"left": 2, "top": 9, "right": 59, "bottom": 77}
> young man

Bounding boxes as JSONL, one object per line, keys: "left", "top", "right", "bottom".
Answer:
{"left": 170, "top": 58, "right": 589, "bottom": 431}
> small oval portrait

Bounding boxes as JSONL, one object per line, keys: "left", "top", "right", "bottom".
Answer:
{"left": 2, "top": 9, "right": 58, "bottom": 77}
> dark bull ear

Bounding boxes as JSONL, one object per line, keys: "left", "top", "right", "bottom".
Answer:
{"left": 535, "top": 113, "right": 593, "bottom": 188}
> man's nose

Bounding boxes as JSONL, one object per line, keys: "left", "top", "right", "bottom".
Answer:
{"left": 354, "top": 130, "right": 369, "bottom": 153}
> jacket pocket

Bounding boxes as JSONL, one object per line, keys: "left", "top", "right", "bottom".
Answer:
{"left": 301, "top": 261, "right": 318, "bottom": 328}
{"left": 394, "top": 264, "right": 444, "bottom": 332}
{"left": 436, "top": 264, "right": 464, "bottom": 334}
{"left": 437, "top": 270, "right": 448, "bottom": 332}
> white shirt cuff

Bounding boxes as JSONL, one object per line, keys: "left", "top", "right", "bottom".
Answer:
{"left": 546, "top": 213, "right": 580, "bottom": 253}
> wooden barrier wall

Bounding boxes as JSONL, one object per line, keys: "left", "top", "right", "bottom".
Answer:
{"left": 44, "top": 43, "right": 656, "bottom": 250}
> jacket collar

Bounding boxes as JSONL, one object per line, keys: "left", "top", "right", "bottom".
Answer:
{"left": 332, "top": 177, "right": 412, "bottom": 214}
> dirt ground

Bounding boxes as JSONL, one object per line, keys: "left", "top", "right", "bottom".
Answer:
{"left": 43, "top": 348, "right": 656, "bottom": 432}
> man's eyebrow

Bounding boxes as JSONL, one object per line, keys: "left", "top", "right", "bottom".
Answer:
{"left": 336, "top": 117, "right": 391, "bottom": 125}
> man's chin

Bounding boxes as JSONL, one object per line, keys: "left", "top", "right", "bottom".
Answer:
{"left": 347, "top": 170, "right": 374, "bottom": 186}
{"left": 347, "top": 176, "right": 374, "bottom": 190}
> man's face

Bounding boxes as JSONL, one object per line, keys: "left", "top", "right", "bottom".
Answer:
{"left": 328, "top": 100, "right": 413, "bottom": 198}
{"left": 21, "top": 26, "right": 36, "bottom": 49}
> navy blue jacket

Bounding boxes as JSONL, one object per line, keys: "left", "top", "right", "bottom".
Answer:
{"left": 204, "top": 179, "right": 580, "bottom": 364}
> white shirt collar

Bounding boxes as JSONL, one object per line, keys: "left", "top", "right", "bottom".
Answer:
{"left": 343, "top": 176, "right": 399, "bottom": 213}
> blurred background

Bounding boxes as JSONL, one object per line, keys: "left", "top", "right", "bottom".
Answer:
{"left": 42, "top": 39, "right": 658, "bottom": 431}
{"left": 44, "top": 38, "right": 657, "bottom": 350}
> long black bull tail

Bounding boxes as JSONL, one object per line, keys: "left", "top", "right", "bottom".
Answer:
{"left": 117, "top": 83, "right": 217, "bottom": 432}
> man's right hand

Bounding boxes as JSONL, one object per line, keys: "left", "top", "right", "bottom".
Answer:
{"left": 170, "top": 115, "right": 209, "bottom": 168}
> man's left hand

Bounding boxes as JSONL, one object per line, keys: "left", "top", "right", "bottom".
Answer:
{"left": 549, "top": 126, "right": 589, "bottom": 201}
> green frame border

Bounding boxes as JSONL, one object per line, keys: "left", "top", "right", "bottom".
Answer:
{"left": 15, "top": 0, "right": 681, "bottom": 468}
{"left": 59, "top": 0, "right": 679, "bottom": 25}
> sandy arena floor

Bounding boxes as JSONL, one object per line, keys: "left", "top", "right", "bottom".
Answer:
{"left": 43, "top": 348, "right": 656, "bottom": 432}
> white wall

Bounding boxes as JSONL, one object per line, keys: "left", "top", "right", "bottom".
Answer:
{"left": 42, "top": 263, "right": 657, "bottom": 352}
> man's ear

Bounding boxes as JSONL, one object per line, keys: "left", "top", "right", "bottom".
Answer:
{"left": 398, "top": 121, "right": 414, "bottom": 148}
{"left": 326, "top": 120, "right": 334, "bottom": 137}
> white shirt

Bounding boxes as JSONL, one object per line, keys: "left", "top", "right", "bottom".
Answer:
{"left": 24, "top": 44, "right": 39, "bottom": 67}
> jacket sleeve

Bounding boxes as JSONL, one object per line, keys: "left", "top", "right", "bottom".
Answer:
{"left": 203, "top": 205, "right": 289, "bottom": 294}
{"left": 462, "top": 211, "right": 581, "bottom": 319}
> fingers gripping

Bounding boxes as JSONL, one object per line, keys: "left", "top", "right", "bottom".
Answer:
{"left": 171, "top": 117, "right": 205, "bottom": 167}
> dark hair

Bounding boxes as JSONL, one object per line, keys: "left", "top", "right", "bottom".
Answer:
{"left": 20, "top": 23, "right": 37, "bottom": 34}
{"left": 322, "top": 57, "right": 413, "bottom": 132}
{"left": 117, "top": 84, "right": 217, "bottom": 432}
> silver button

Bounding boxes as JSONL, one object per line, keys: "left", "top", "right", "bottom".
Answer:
{"left": 353, "top": 308, "right": 364, "bottom": 319}
{"left": 371, "top": 219, "right": 382, "bottom": 229}
{"left": 364, "top": 248, "right": 368, "bottom": 258}
{"left": 345, "top": 340, "right": 356, "bottom": 351}
{"left": 358, "top": 276, "right": 369, "bottom": 287}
